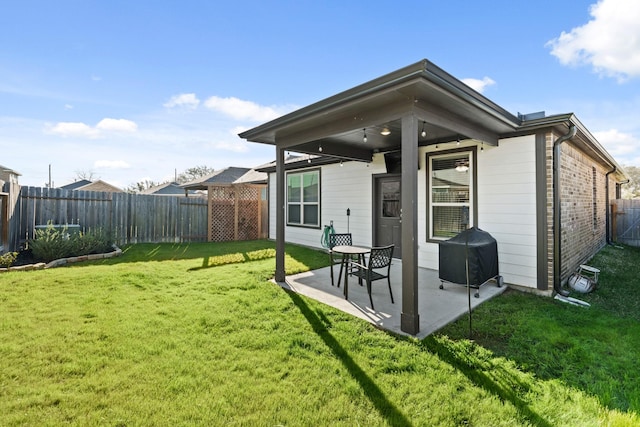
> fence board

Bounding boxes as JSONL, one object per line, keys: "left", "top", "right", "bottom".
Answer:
{"left": 612, "top": 199, "right": 640, "bottom": 247}
{"left": 7, "top": 187, "right": 209, "bottom": 250}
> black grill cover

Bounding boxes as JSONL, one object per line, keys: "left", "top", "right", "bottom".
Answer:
{"left": 438, "top": 227, "right": 499, "bottom": 286}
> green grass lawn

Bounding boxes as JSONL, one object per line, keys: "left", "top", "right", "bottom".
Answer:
{"left": 1, "top": 240, "right": 639, "bottom": 426}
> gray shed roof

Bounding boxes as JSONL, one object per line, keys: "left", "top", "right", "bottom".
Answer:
{"left": 181, "top": 167, "right": 253, "bottom": 190}
{"left": 59, "top": 179, "right": 92, "bottom": 190}
{"left": 140, "top": 182, "right": 197, "bottom": 196}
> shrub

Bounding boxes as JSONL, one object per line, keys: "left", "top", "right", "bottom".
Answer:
{"left": 28, "top": 224, "right": 114, "bottom": 263}
{"left": 0, "top": 251, "right": 18, "bottom": 267}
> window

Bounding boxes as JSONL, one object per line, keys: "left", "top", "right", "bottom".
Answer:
{"left": 428, "top": 151, "right": 474, "bottom": 240}
{"left": 287, "top": 169, "right": 320, "bottom": 227}
{"left": 381, "top": 180, "right": 401, "bottom": 218}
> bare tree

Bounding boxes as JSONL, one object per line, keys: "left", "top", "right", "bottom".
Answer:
{"left": 125, "top": 179, "right": 160, "bottom": 194}
{"left": 74, "top": 170, "right": 98, "bottom": 181}
{"left": 176, "top": 165, "right": 214, "bottom": 184}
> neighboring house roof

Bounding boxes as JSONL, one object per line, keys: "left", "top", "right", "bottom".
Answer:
{"left": 0, "top": 164, "right": 21, "bottom": 176}
{"left": 181, "top": 167, "right": 255, "bottom": 190}
{"left": 140, "top": 182, "right": 197, "bottom": 196}
{"left": 59, "top": 179, "right": 124, "bottom": 193}
{"left": 232, "top": 169, "right": 267, "bottom": 185}
{"left": 60, "top": 179, "right": 92, "bottom": 190}
{"left": 0, "top": 164, "right": 21, "bottom": 185}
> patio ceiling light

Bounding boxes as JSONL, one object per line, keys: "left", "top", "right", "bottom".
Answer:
{"left": 380, "top": 127, "right": 391, "bottom": 136}
{"left": 421, "top": 121, "right": 427, "bottom": 138}
{"left": 455, "top": 159, "right": 469, "bottom": 172}
{"left": 363, "top": 128, "right": 367, "bottom": 143}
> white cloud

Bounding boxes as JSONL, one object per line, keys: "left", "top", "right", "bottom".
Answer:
{"left": 96, "top": 118, "right": 138, "bottom": 132}
{"left": 461, "top": 77, "right": 496, "bottom": 93}
{"left": 210, "top": 138, "right": 250, "bottom": 153}
{"left": 547, "top": 0, "right": 640, "bottom": 81}
{"left": 48, "top": 121, "right": 100, "bottom": 138}
{"left": 94, "top": 160, "right": 131, "bottom": 169}
{"left": 204, "top": 96, "right": 290, "bottom": 122}
{"left": 593, "top": 128, "right": 640, "bottom": 162}
{"left": 64, "top": 104, "right": 73, "bottom": 110}
{"left": 46, "top": 118, "right": 138, "bottom": 138}
{"left": 230, "top": 125, "right": 248, "bottom": 136}
{"left": 164, "top": 93, "right": 200, "bottom": 109}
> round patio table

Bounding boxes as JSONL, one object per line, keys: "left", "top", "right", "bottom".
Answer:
{"left": 331, "top": 245, "right": 370, "bottom": 299}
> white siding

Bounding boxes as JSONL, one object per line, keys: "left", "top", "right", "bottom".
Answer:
{"left": 269, "top": 135, "right": 539, "bottom": 289}
{"left": 268, "top": 156, "right": 386, "bottom": 249}
{"left": 477, "top": 135, "right": 538, "bottom": 288}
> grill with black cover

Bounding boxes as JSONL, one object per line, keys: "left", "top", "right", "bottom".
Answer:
{"left": 438, "top": 227, "right": 503, "bottom": 297}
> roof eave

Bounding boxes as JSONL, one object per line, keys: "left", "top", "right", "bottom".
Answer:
{"left": 239, "top": 59, "right": 521, "bottom": 144}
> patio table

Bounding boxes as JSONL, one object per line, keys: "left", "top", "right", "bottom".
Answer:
{"left": 331, "top": 245, "right": 370, "bottom": 299}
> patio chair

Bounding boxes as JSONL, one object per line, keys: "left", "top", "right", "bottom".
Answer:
{"left": 328, "top": 233, "right": 353, "bottom": 287}
{"left": 350, "top": 244, "right": 394, "bottom": 310}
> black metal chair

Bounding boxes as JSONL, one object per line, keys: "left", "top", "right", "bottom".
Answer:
{"left": 350, "top": 245, "right": 394, "bottom": 310}
{"left": 328, "top": 233, "right": 353, "bottom": 287}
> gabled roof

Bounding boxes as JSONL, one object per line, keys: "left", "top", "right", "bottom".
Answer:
{"left": 59, "top": 179, "right": 92, "bottom": 190}
{"left": 59, "top": 179, "right": 124, "bottom": 193}
{"left": 0, "top": 164, "right": 21, "bottom": 176}
{"left": 181, "top": 167, "right": 259, "bottom": 190}
{"left": 140, "top": 182, "right": 197, "bottom": 196}
{"left": 240, "top": 58, "right": 627, "bottom": 181}
{"left": 239, "top": 59, "right": 521, "bottom": 152}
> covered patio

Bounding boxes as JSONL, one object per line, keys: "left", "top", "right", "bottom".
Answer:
{"left": 240, "top": 59, "right": 520, "bottom": 335}
{"left": 281, "top": 262, "right": 506, "bottom": 339}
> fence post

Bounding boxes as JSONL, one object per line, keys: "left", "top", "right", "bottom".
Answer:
{"left": 234, "top": 188, "right": 239, "bottom": 241}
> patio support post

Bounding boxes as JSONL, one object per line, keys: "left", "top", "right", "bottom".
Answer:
{"left": 275, "top": 146, "right": 286, "bottom": 282}
{"left": 400, "top": 113, "right": 420, "bottom": 335}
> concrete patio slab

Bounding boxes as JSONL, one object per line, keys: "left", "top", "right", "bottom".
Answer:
{"left": 279, "top": 259, "right": 507, "bottom": 339}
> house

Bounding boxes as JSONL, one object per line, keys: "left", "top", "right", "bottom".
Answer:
{"left": 139, "top": 182, "right": 199, "bottom": 197}
{"left": 0, "top": 164, "right": 21, "bottom": 186}
{"left": 181, "top": 167, "right": 268, "bottom": 242}
{"left": 59, "top": 179, "right": 124, "bottom": 193}
{"left": 240, "top": 59, "right": 628, "bottom": 335}
{"left": 0, "top": 165, "right": 21, "bottom": 254}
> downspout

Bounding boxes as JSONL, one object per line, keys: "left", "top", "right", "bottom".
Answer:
{"left": 553, "top": 124, "right": 577, "bottom": 296}
{"left": 605, "top": 166, "right": 616, "bottom": 244}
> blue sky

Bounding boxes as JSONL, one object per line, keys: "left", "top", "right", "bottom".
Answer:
{"left": 2, "top": 0, "right": 640, "bottom": 188}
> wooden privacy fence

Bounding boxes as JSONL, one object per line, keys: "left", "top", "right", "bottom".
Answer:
{"left": 7, "top": 187, "right": 209, "bottom": 249}
{"left": 5, "top": 185, "right": 267, "bottom": 251}
{"left": 611, "top": 199, "right": 640, "bottom": 247}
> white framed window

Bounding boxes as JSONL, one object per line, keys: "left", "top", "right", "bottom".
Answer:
{"left": 428, "top": 150, "right": 474, "bottom": 240}
{"left": 287, "top": 169, "right": 320, "bottom": 227}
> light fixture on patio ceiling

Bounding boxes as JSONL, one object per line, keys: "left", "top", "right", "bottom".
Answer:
{"left": 456, "top": 136, "right": 460, "bottom": 146}
{"left": 363, "top": 128, "right": 367, "bottom": 143}
{"left": 318, "top": 142, "right": 323, "bottom": 153}
{"left": 380, "top": 126, "right": 391, "bottom": 136}
{"left": 455, "top": 159, "right": 469, "bottom": 172}
{"left": 421, "top": 121, "right": 427, "bottom": 138}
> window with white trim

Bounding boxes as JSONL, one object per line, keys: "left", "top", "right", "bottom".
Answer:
{"left": 428, "top": 151, "right": 474, "bottom": 240}
{"left": 287, "top": 169, "right": 320, "bottom": 227}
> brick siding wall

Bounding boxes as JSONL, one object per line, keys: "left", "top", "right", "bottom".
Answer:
{"left": 550, "top": 132, "right": 610, "bottom": 283}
